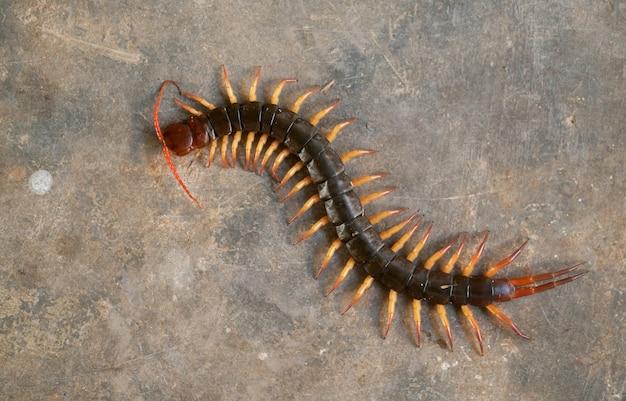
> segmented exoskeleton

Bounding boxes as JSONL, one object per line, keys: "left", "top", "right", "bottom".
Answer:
{"left": 152, "top": 66, "right": 585, "bottom": 355}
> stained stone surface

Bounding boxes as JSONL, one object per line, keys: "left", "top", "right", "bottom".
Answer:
{"left": 1, "top": 1, "right": 624, "bottom": 400}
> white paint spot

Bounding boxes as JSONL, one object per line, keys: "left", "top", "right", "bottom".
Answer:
{"left": 257, "top": 352, "right": 268, "bottom": 361}
{"left": 319, "top": 348, "right": 327, "bottom": 355}
{"left": 29, "top": 170, "right": 52, "bottom": 195}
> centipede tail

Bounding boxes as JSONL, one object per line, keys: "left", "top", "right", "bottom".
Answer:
{"left": 152, "top": 66, "right": 587, "bottom": 355}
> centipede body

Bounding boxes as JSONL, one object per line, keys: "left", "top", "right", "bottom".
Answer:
{"left": 152, "top": 66, "right": 586, "bottom": 355}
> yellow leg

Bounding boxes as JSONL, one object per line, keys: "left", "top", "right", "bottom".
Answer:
{"left": 435, "top": 304, "right": 453, "bottom": 351}
{"left": 244, "top": 131, "right": 255, "bottom": 170}
{"left": 248, "top": 66, "right": 261, "bottom": 102}
{"left": 220, "top": 136, "right": 229, "bottom": 168}
{"left": 461, "top": 231, "right": 489, "bottom": 276}
{"left": 221, "top": 65, "right": 237, "bottom": 104}
{"left": 309, "top": 100, "right": 340, "bottom": 126}
{"left": 230, "top": 131, "right": 242, "bottom": 168}
{"left": 252, "top": 133, "right": 269, "bottom": 172}
{"left": 258, "top": 140, "right": 280, "bottom": 175}
{"left": 270, "top": 79, "right": 297, "bottom": 105}
{"left": 341, "top": 276, "right": 374, "bottom": 315}
{"left": 412, "top": 299, "right": 422, "bottom": 347}
{"left": 294, "top": 216, "right": 330, "bottom": 245}
{"left": 290, "top": 86, "right": 320, "bottom": 113}
{"left": 340, "top": 149, "right": 376, "bottom": 163}
{"left": 326, "top": 118, "right": 356, "bottom": 143}
{"left": 206, "top": 139, "right": 217, "bottom": 167}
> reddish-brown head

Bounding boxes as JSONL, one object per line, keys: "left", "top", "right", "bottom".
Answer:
{"left": 162, "top": 116, "right": 211, "bottom": 156}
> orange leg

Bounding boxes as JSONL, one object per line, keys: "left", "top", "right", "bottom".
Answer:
{"left": 290, "top": 86, "right": 320, "bottom": 113}
{"left": 412, "top": 299, "right": 422, "bottom": 347}
{"left": 461, "top": 231, "right": 489, "bottom": 276}
{"left": 435, "top": 304, "right": 453, "bottom": 350}
{"left": 252, "top": 133, "right": 269, "bottom": 171}
{"left": 270, "top": 79, "right": 297, "bottom": 105}
{"left": 423, "top": 238, "right": 456, "bottom": 270}
{"left": 182, "top": 91, "right": 216, "bottom": 111}
{"left": 271, "top": 149, "right": 290, "bottom": 179}
{"left": 275, "top": 162, "right": 304, "bottom": 191}
{"left": 341, "top": 149, "right": 376, "bottom": 163}
{"left": 206, "top": 139, "right": 217, "bottom": 167}
{"left": 485, "top": 304, "right": 530, "bottom": 339}
{"left": 248, "top": 66, "right": 261, "bottom": 102}
{"left": 221, "top": 65, "right": 238, "bottom": 104}
{"left": 294, "top": 216, "right": 330, "bottom": 245}
{"left": 441, "top": 235, "right": 466, "bottom": 274}
{"left": 484, "top": 240, "right": 529, "bottom": 277}
{"left": 461, "top": 305, "right": 484, "bottom": 355}
{"left": 258, "top": 140, "right": 280, "bottom": 175}
{"left": 382, "top": 290, "right": 397, "bottom": 339}
{"left": 220, "top": 136, "right": 229, "bottom": 168}
{"left": 309, "top": 100, "right": 340, "bottom": 126}
{"left": 244, "top": 131, "right": 255, "bottom": 169}
{"left": 326, "top": 258, "right": 356, "bottom": 296}
{"left": 230, "top": 131, "right": 242, "bottom": 168}
{"left": 280, "top": 176, "right": 313, "bottom": 202}
{"left": 341, "top": 276, "right": 374, "bottom": 315}
{"left": 406, "top": 224, "right": 433, "bottom": 262}
{"left": 326, "top": 118, "right": 356, "bottom": 143}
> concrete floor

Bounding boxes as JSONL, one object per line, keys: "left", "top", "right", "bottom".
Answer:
{"left": 1, "top": 1, "right": 624, "bottom": 400}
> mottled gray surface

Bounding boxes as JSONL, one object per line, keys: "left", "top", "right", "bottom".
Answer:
{"left": 1, "top": 1, "right": 624, "bottom": 400}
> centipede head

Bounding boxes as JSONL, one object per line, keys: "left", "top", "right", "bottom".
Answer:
{"left": 153, "top": 80, "right": 204, "bottom": 207}
{"left": 162, "top": 115, "right": 210, "bottom": 156}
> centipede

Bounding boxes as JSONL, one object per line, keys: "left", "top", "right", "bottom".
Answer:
{"left": 152, "top": 66, "right": 586, "bottom": 355}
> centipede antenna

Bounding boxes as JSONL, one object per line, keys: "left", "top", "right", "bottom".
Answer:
{"left": 484, "top": 239, "right": 529, "bottom": 278}
{"left": 230, "top": 131, "right": 242, "bottom": 168}
{"left": 220, "top": 136, "right": 229, "bottom": 168}
{"left": 412, "top": 299, "right": 422, "bottom": 347}
{"left": 461, "top": 231, "right": 489, "bottom": 276}
{"left": 248, "top": 66, "right": 261, "bottom": 102}
{"left": 341, "top": 149, "right": 377, "bottom": 163}
{"left": 310, "top": 100, "right": 340, "bottom": 126}
{"left": 461, "top": 305, "right": 484, "bottom": 355}
{"left": 153, "top": 80, "right": 201, "bottom": 207}
{"left": 288, "top": 194, "right": 320, "bottom": 224}
{"left": 270, "top": 78, "right": 297, "bottom": 105}
{"left": 244, "top": 131, "right": 255, "bottom": 169}
{"left": 326, "top": 118, "right": 356, "bottom": 143}
{"left": 294, "top": 216, "right": 330, "bottom": 245}
{"left": 182, "top": 91, "right": 216, "bottom": 110}
{"left": 485, "top": 304, "right": 530, "bottom": 339}
{"left": 174, "top": 98, "right": 203, "bottom": 116}
{"left": 252, "top": 133, "right": 269, "bottom": 171}
{"left": 341, "top": 276, "right": 374, "bottom": 315}
{"left": 382, "top": 290, "right": 398, "bottom": 339}
{"left": 326, "top": 257, "right": 356, "bottom": 296}
{"left": 280, "top": 176, "right": 313, "bottom": 202}
{"left": 291, "top": 86, "right": 320, "bottom": 113}
{"left": 221, "top": 65, "right": 238, "bottom": 104}
{"left": 275, "top": 161, "right": 304, "bottom": 191}
{"left": 258, "top": 140, "right": 280, "bottom": 175}
{"left": 406, "top": 223, "right": 433, "bottom": 262}
{"left": 441, "top": 235, "right": 466, "bottom": 274}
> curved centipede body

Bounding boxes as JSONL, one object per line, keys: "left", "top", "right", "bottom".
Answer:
{"left": 152, "top": 66, "right": 586, "bottom": 355}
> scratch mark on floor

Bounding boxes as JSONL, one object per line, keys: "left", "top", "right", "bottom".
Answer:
{"left": 41, "top": 27, "right": 143, "bottom": 64}
{"left": 391, "top": 189, "right": 502, "bottom": 202}
{"left": 369, "top": 32, "right": 409, "bottom": 89}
